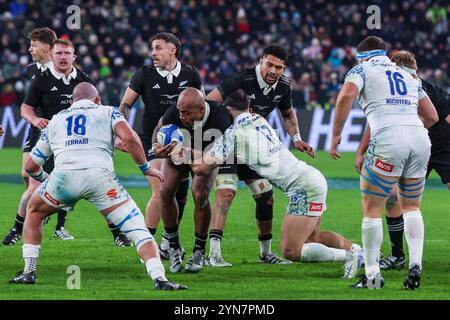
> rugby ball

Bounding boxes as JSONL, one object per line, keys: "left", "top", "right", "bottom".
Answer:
{"left": 157, "top": 124, "right": 185, "bottom": 146}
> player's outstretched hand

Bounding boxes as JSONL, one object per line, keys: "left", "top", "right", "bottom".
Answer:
{"left": 329, "top": 135, "right": 341, "bottom": 160}
{"left": 32, "top": 117, "right": 49, "bottom": 129}
{"left": 152, "top": 142, "right": 177, "bottom": 158}
{"left": 144, "top": 168, "right": 165, "bottom": 182}
{"left": 354, "top": 152, "right": 364, "bottom": 174}
{"left": 294, "top": 141, "right": 316, "bottom": 158}
{"left": 114, "top": 137, "right": 128, "bottom": 152}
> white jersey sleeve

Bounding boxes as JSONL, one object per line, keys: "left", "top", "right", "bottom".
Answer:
{"left": 111, "top": 109, "right": 127, "bottom": 132}
{"left": 207, "top": 125, "right": 236, "bottom": 164}
{"left": 30, "top": 129, "right": 53, "bottom": 167}
{"left": 344, "top": 64, "right": 365, "bottom": 93}
{"left": 418, "top": 79, "right": 428, "bottom": 101}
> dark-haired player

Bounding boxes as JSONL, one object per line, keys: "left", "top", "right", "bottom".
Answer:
{"left": 205, "top": 45, "right": 314, "bottom": 266}
{"left": 119, "top": 32, "right": 203, "bottom": 258}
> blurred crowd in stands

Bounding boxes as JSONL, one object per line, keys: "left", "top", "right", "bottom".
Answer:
{"left": 0, "top": 0, "right": 448, "bottom": 110}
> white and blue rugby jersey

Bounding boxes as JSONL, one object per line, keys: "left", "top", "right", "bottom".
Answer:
{"left": 207, "top": 112, "right": 310, "bottom": 192}
{"left": 345, "top": 55, "right": 427, "bottom": 133}
{"left": 30, "top": 99, "right": 126, "bottom": 170}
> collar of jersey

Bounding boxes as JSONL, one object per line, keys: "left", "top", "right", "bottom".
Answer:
{"left": 193, "top": 101, "right": 211, "bottom": 130}
{"left": 156, "top": 60, "right": 181, "bottom": 78}
{"left": 255, "top": 64, "right": 278, "bottom": 92}
{"left": 36, "top": 61, "right": 53, "bottom": 71}
{"left": 70, "top": 99, "right": 96, "bottom": 109}
{"left": 50, "top": 66, "right": 77, "bottom": 83}
{"left": 234, "top": 112, "right": 253, "bottom": 124}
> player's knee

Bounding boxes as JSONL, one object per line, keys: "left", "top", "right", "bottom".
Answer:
{"left": 254, "top": 189, "right": 274, "bottom": 221}
{"left": 281, "top": 245, "right": 301, "bottom": 262}
{"left": 176, "top": 179, "right": 189, "bottom": 203}
{"left": 106, "top": 200, "right": 154, "bottom": 250}
{"left": 385, "top": 193, "right": 398, "bottom": 211}
{"left": 216, "top": 189, "right": 236, "bottom": 210}
{"left": 192, "top": 188, "right": 211, "bottom": 204}
{"left": 159, "top": 188, "right": 175, "bottom": 203}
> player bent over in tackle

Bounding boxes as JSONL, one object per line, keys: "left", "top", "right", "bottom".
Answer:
{"left": 331, "top": 36, "right": 438, "bottom": 289}
{"left": 9, "top": 83, "right": 187, "bottom": 290}
{"left": 189, "top": 90, "right": 364, "bottom": 278}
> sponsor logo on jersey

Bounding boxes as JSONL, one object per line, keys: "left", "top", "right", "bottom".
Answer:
{"left": 153, "top": 83, "right": 160, "bottom": 89}
{"left": 254, "top": 105, "right": 271, "bottom": 111}
{"left": 161, "top": 94, "right": 179, "bottom": 100}
{"left": 60, "top": 94, "right": 73, "bottom": 98}
{"left": 106, "top": 189, "right": 118, "bottom": 199}
{"left": 249, "top": 94, "right": 256, "bottom": 99}
{"left": 50, "top": 86, "right": 58, "bottom": 91}
{"left": 309, "top": 202, "right": 323, "bottom": 212}
{"left": 44, "top": 192, "right": 60, "bottom": 205}
{"left": 375, "top": 159, "right": 394, "bottom": 172}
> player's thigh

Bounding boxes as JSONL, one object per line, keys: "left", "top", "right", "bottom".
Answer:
{"left": 27, "top": 190, "right": 59, "bottom": 219}
{"left": 192, "top": 167, "right": 219, "bottom": 201}
{"left": 397, "top": 176, "right": 426, "bottom": 212}
{"left": 160, "top": 159, "right": 188, "bottom": 199}
{"left": 21, "top": 152, "right": 30, "bottom": 177}
{"left": 281, "top": 214, "right": 320, "bottom": 256}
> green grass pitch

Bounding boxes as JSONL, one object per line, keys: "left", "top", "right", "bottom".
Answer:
{"left": 0, "top": 148, "right": 449, "bottom": 300}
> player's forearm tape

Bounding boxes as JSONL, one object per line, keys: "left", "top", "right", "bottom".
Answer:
{"left": 292, "top": 133, "right": 302, "bottom": 143}
{"left": 138, "top": 162, "right": 150, "bottom": 174}
{"left": 27, "top": 168, "right": 46, "bottom": 182}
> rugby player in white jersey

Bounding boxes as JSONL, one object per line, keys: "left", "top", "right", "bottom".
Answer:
{"left": 9, "top": 82, "right": 187, "bottom": 290}
{"left": 186, "top": 89, "right": 364, "bottom": 278}
{"left": 330, "top": 36, "right": 438, "bottom": 289}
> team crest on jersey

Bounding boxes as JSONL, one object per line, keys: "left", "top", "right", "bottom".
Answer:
{"left": 273, "top": 95, "right": 283, "bottom": 103}
{"left": 179, "top": 80, "right": 188, "bottom": 88}
{"left": 309, "top": 202, "right": 323, "bottom": 212}
{"left": 375, "top": 159, "right": 394, "bottom": 173}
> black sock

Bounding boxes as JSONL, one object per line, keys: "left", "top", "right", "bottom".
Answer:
{"left": 258, "top": 233, "right": 273, "bottom": 241}
{"left": 176, "top": 179, "right": 189, "bottom": 222}
{"left": 109, "top": 223, "right": 121, "bottom": 238}
{"left": 14, "top": 214, "right": 25, "bottom": 234}
{"left": 164, "top": 225, "right": 180, "bottom": 250}
{"left": 55, "top": 211, "right": 67, "bottom": 230}
{"left": 194, "top": 232, "right": 207, "bottom": 254}
{"left": 386, "top": 216, "right": 405, "bottom": 258}
{"left": 209, "top": 229, "right": 223, "bottom": 241}
{"left": 148, "top": 228, "right": 157, "bottom": 236}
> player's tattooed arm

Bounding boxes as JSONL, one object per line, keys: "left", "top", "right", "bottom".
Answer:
{"left": 280, "top": 107, "right": 315, "bottom": 158}
{"left": 330, "top": 82, "right": 359, "bottom": 159}
{"left": 119, "top": 87, "right": 140, "bottom": 120}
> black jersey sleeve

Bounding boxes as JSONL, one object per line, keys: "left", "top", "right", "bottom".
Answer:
{"left": 192, "top": 67, "right": 203, "bottom": 90}
{"left": 217, "top": 72, "right": 245, "bottom": 99}
{"left": 423, "top": 80, "right": 450, "bottom": 120}
{"left": 161, "top": 105, "right": 181, "bottom": 126}
{"left": 278, "top": 86, "right": 293, "bottom": 111}
{"left": 210, "top": 103, "right": 232, "bottom": 133}
{"left": 129, "top": 68, "right": 143, "bottom": 95}
{"left": 23, "top": 77, "right": 42, "bottom": 108}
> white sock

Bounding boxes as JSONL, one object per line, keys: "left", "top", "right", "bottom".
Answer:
{"left": 145, "top": 258, "right": 167, "bottom": 281}
{"left": 300, "top": 242, "right": 347, "bottom": 262}
{"left": 362, "top": 218, "right": 383, "bottom": 277}
{"left": 209, "top": 238, "right": 222, "bottom": 257}
{"left": 160, "top": 232, "right": 170, "bottom": 250}
{"left": 403, "top": 211, "right": 424, "bottom": 269}
{"left": 260, "top": 239, "right": 272, "bottom": 256}
{"left": 23, "top": 244, "right": 40, "bottom": 274}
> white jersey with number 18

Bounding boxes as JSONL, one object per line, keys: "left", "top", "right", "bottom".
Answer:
{"left": 30, "top": 99, "right": 126, "bottom": 171}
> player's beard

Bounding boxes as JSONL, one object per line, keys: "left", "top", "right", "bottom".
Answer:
{"left": 264, "top": 73, "right": 277, "bottom": 85}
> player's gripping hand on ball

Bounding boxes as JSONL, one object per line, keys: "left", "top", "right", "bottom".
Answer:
{"left": 151, "top": 141, "right": 177, "bottom": 158}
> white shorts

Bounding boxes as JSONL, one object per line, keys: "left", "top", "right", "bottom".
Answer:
{"left": 285, "top": 166, "right": 327, "bottom": 217}
{"left": 365, "top": 126, "right": 431, "bottom": 178}
{"left": 38, "top": 168, "right": 130, "bottom": 212}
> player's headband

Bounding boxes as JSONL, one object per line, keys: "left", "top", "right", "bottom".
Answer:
{"left": 400, "top": 66, "right": 417, "bottom": 75}
{"left": 356, "top": 49, "right": 387, "bottom": 60}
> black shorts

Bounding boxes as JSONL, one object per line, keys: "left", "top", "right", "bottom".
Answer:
{"left": 22, "top": 127, "right": 40, "bottom": 153}
{"left": 427, "top": 149, "right": 450, "bottom": 184}
{"left": 218, "top": 163, "right": 262, "bottom": 181}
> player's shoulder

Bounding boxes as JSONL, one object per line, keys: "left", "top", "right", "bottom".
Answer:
{"left": 75, "top": 67, "right": 92, "bottom": 82}
{"left": 278, "top": 74, "right": 291, "bottom": 87}
{"left": 345, "top": 64, "right": 366, "bottom": 79}
{"left": 207, "top": 100, "right": 226, "bottom": 113}
{"left": 180, "top": 63, "right": 200, "bottom": 74}
{"left": 241, "top": 68, "right": 257, "bottom": 82}
{"left": 26, "top": 63, "right": 40, "bottom": 79}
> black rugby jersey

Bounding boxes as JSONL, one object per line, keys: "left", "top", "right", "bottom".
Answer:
{"left": 161, "top": 100, "right": 232, "bottom": 152}
{"left": 217, "top": 66, "right": 292, "bottom": 118}
{"left": 422, "top": 79, "right": 450, "bottom": 152}
{"left": 24, "top": 66, "right": 93, "bottom": 120}
{"left": 26, "top": 61, "right": 52, "bottom": 80}
{"left": 129, "top": 61, "right": 202, "bottom": 139}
